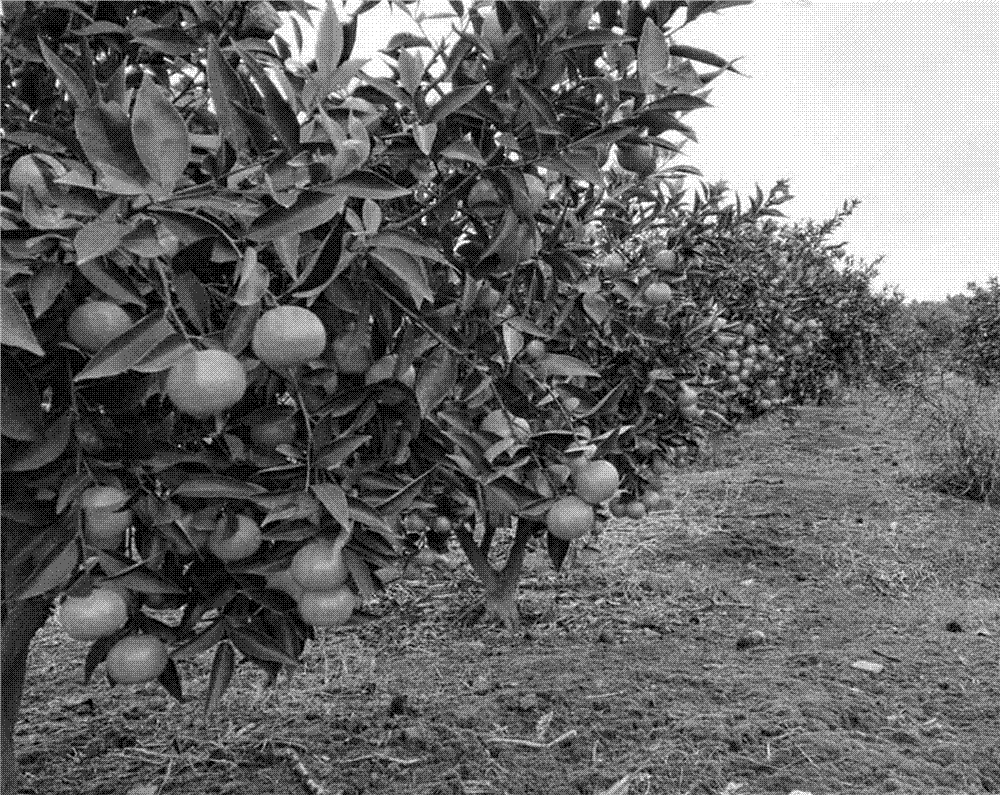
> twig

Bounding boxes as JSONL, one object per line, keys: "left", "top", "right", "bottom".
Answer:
{"left": 274, "top": 746, "right": 327, "bottom": 795}
{"left": 155, "top": 759, "right": 175, "bottom": 795}
{"left": 331, "top": 752, "right": 423, "bottom": 766}
{"left": 484, "top": 729, "right": 577, "bottom": 749}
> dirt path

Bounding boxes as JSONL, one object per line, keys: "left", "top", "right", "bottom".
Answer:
{"left": 13, "top": 390, "right": 1000, "bottom": 795}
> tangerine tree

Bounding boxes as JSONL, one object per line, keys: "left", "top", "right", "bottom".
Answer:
{"left": 0, "top": 0, "right": 753, "bottom": 786}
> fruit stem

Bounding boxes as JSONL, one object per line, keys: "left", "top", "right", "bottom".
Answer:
{"left": 291, "top": 374, "right": 314, "bottom": 490}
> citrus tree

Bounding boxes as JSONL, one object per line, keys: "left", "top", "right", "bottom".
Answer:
{"left": 958, "top": 278, "right": 1000, "bottom": 386}
{"left": 0, "top": 0, "right": 755, "bottom": 786}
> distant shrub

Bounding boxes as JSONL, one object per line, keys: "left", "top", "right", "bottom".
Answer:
{"left": 915, "top": 379, "right": 1000, "bottom": 505}
{"left": 958, "top": 279, "right": 1000, "bottom": 385}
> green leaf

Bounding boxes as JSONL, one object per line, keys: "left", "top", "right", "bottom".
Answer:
{"left": 204, "top": 641, "right": 235, "bottom": 716}
{"left": 412, "top": 122, "right": 437, "bottom": 156}
{"left": 347, "top": 496, "right": 390, "bottom": 533}
{"left": 1, "top": 288, "right": 45, "bottom": 356}
{"left": 342, "top": 547, "right": 378, "bottom": 602}
{"left": 1, "top": 352, "right": 43, "bottom": 441}
{"left": 315, "top": 0, "right": 344, "bottom": 96}
{"left": 369, "top": 248, "right": 434, "bottom": 308}
{"left": 84, "top": 636, "right": 116, "bottom": 684}
{"left": 74, "top": 311, "right": 173, "bottom": 381}
{"left": 669, "top": 43, "right": 744, "bottom": 74}
{"left": 637, "top": 18, "right": 669, "bottom": 82}
{"left": 535, "top": 354, "right": 600, "bottom": 379}
{"left": 373, "top": 470, "right": 434, "bottom": 517}
{"left": 554, "top": 29, "right": 632, "bottom": 52}
{"left": 172, "top": 476, "right": 267, "bottom": 500}
{"left": 427, "top": 82, "right": 486, "bottom": 124}
{"left": 317, "top": 171, "right": 411, "bottom": 201}
{"left": 414, "top": 348, "right": 458, "bottom": 418}
{"left": 37, "top": 39, "right": 92, "bottom": 109}
{"left": 172, "top": 270, "right": 211, "bottom": 333}
{"left": 157, "top": 659, "right": 185, "bottom": 703}
{"left": 74, "top": 219, "right": 129, "bottom": 265}
{"left": 247, "top": 191, "right": 345, "bottom": 241}
{"left": 311, "top": 481, "right": 350, "bottom": 529}
{"left": 439, "top": 139, "right": 487, "bottom": 166}
{"left": 131, "top": 75, "right": 190, "bottom": 193}
{"left": 367, "top": 232, "right": 449, "bottom": 264}
{"left": 74, "top": 102, "right": 151, "bottom": 190}
{"left": 315, "top": 435, "right": 371, "bottom": 469}
{"left": 17, "top": 540, "right": 79, "bottom": 600}
{"left": 172, "top": 619, "right": 225, "bottom": 660}
{"left": 3, "top": 412, "right": 72, "bottom": 472}
{"left": 234, "top": 44, "right": 300, "bottom": 151}
{"left": 132, "top": 333, "right": 195, "bottom": 373}
{"left": 77, "top": 259, "right": 145, "bottom": 307}
{"left": 206, "top": 36, "right": 250, "bottom": 150}
{"left": 228, "top": 623, "right": 299, "bottom": 667}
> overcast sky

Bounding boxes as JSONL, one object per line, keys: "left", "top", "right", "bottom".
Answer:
{"left": 282, "top": 1, "right": 999, "bottom": 301}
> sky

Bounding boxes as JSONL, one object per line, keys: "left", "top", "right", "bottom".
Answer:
{"left": 280, "top": 1, "right": 1000, "bottom": 301}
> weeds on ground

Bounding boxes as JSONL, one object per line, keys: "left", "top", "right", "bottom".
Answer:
{"left": 890, "top": 375, "right": 1000, "bottom": 505}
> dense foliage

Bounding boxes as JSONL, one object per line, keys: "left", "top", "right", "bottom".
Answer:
{"left": 958, "top": 278, "right": 1000, "bottom": 386}
{"left": 1, "top": 0, "right": 924, "bottom": 788}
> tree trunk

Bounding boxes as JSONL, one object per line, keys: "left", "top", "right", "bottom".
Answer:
{"left": 455, "top": 517, "right": 536, "bottom": 630}
{"left": 2, "top": 596, "right": 51, "bottom": 794}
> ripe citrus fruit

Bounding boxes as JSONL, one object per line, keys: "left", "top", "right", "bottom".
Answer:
{"left": 67, "top": 301, "right": 132, "bottom": 352}
{"left": 80, "top": 486, "right": 132, "bottom": 550}
{"left": 105, "top": 634, "right": 170, "bottom": 684}
{"left": 208, "top": 514, "right": 262, "bottom": 562}
{"left": 9, "top": 153, "right": 60, "bottom": 201}
{"left": 524, "top": 173, "right": 546, "bottom": 214}
{"left": 609, "top": 500, "right": 627, "bottom": 518}
{"left": 679, "top": 404, "right": 703, "bottom": 421}
{"left": 573, "top": 460, "right": 620, "bottom": 505}
{"left": 466, "top": 179, "right": 503, "bottom": 220}
{"left": 252, "top": 306, "right": 327, "bottom": 369}
{"left": 249, "top": 408, "right": 300, "bottom": 450}
{"left": 59, "top": 588, "right": 129, "bottom": 641}
{"left": 546, "top": 496, "right": 595, "bottom": 540}
{"left": 332, "top": 330, "right": 373, "bottom": 374}
{"left": 480, "top": 409, "right": 530, "bottom": 441}
{"left": 623, "top": 500, "right": 647, "bottom": 520}
{"left": 653, "top": 249, "right": 680, "bottom": 273}
{"left": 298, "top": 586, "right": 360, "bottom": 627}
{"left": 677, "top": 383, "right": 699, "bottom": 407}
{"left": 525, "top": 339, "right": 546, "bottom": 360}
{"left": 364, "top": 354, "right": 417, "bottom": 388}
{"left": 643, "top": 282, "right": 673, "bottom": 306}
{"left": 641, "top": 491, "right": 662, "bottom": 511}
{"left": 165, "top": 349, "right": 247, "bottom": 417}
{"left": 616, "top": 143, "right": 657, "bottom": 177}
{"left": 290, "top": 537, "right": 349, "bottom": 590}
{"left": 265, "top": 568, "right": 304, "bottom": 600}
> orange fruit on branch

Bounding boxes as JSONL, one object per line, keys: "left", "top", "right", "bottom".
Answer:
{"left": 165, "top": 349, "right": 247, "bottom": 417}
{"left": 67, "top": 301, "right": 132, "bottom": 353}
{"left": 546, "top": 496, "right": 595, "bottom": 540}
{"left": 105, "top": 634, "right": 170, "bottom": 684}
{"left": 208, "top": 514, "right": 262, "bottom": 562}
{"left": 252, "top": 306, "right": 327, "bottom": 369}
{"left": 80, "top": 486, "right": 132, "bottom": 550}
{"left": 480, "top": 409, "right": 531, "bottom": 441}
{"left": 59, "top": 587, "right": 129, "bottom": 641}
{"left": 573, "top": 460, "right": 620, "bottom": 505}
{"left": 332, "top": 330, "right": 373, "bottom": 375}
{"left": 616, "top": 143, "right": 657, "bottom": 177}
{"left": 290, "top": 537, "right": 349, "bottom": 591}
{"left": 298, "top": 585, "right": 360, "bottom": 627}
{"left": 643, "top": 282, "right": 673, "bottom": 306}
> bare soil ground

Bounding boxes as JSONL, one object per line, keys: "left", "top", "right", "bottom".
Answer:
{"left": 12, "top": 388, "right": 1000, "bottom": 795}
